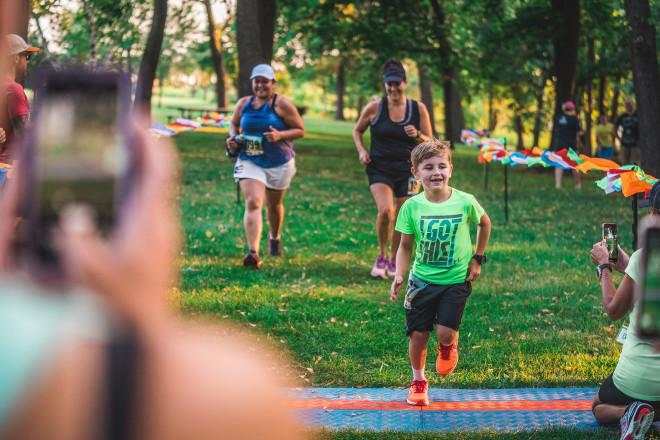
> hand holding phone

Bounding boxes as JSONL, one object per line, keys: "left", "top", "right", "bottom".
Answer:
{"left": 602, "top": 223, "right": 618, "bottom": 263}
{"left": 15, "top": 70, "right": 134, "bottom": 281}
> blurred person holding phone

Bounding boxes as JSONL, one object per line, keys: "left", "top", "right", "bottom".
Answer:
{"left": 588, "top": 181, "right": 660, "bottom": 439}
{"left": 0, "top": 13, "right": 299, "bottom": 435}
{"left": 0, "top": 123, "right": 300, "bottom": 439}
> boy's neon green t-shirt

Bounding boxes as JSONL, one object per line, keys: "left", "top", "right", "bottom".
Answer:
{"left": 395, "top": 188, "right": 485, "bottom": 285}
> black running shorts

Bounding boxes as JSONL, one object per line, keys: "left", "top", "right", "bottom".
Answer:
{"left": 367, "top": 172, "right": 414, "bottom": 198}
{"left": 597, "top": 374, "right": 660, "bottom": 411}
{"left": 404, "top": 273, "right": 472, "bottom": 336}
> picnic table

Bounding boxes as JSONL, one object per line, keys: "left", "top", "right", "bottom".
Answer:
{"left": 168, "top": 106, "right": 233, "bottom": 123}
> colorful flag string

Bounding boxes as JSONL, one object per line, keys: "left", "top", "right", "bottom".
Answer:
{"left": 461, "top": 129, "right": 658, "bottom": 202}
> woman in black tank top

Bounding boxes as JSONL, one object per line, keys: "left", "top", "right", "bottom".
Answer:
{"left": 353, "top": 58, "right": 433, "bottom": 280}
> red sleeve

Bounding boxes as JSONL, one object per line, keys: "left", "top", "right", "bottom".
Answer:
{"left": 6, "top": 83, "right": 29, "bottom": 119}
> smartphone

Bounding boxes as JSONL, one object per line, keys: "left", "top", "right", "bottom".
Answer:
{"left": 638, "top": 226, "right": 660, "bottom": 339}
{"left": 602, "top": 223, "right": 618, "bottom": 263}
{"left": 15, "top": 70, "right": 134, "bottom": 280}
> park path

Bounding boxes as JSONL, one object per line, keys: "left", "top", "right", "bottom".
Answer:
{"left": 287, "top": 387, "right": 601, "bottom": 432}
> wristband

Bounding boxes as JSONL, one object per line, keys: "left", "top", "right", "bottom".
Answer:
{"left": 597, "top": 263, "right": 612, "bottom": 279}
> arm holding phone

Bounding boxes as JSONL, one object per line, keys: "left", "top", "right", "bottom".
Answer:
{"left": 590, "top": 241, "right": 634, "bottom": 321}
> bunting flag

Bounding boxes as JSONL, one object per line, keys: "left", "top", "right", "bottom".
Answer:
{"left": 471, "top": 133, "right": 658, "bottom": 201}
{"left": 461, "top": 129, "right": 491, "bottom": 146}
{"left": 149, "top": 112, "right": 231, "bottom": 138}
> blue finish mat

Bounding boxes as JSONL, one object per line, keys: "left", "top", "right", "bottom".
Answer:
{"left": 288, "top": 387, "right": 603, "bottom": 432}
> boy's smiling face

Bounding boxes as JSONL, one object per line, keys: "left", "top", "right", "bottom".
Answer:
{"left": 412, "top": 154, "right": 453, "bottom": 194}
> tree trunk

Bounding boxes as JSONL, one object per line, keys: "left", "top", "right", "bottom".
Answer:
{"left": 236, "top": 0, "right": 276, "bottom": 98}
{"left": 34, "top": 15, "right": 59, "bottom": 70}
{"left": 487, "top": 87, "right": 498, "bottom": 132}
{"left": 550, "top": 0, "right": 580, "bottom": 149}
{"left": 583, "top": 39, "right": 595, "bottom": 156}
{"left": 134, "top": 0, "right": 168, "bottom": 118}
{"left": 443, "top": 71, "right": 464, "bottom": 145}
{"left": 429, "top": 0, "right": 464, "bottom": 145}
{"left": 611, "top": 75, "right": 621, "bottom": 123}
{"left": 203, "top": 0, "right": 227, "bottom": 108}
{"left": 334, "top": 59, "right": 345, "bottom": 120}
{"left": 624, "top": 0, "right": 660, "bottom": 176}
{"left": 515, "top": 114, "right": 524, "bottom": 151}
{"left": 597, "top": 75, "right": 606, "bottom": 119}
{"left": 356, "top": 96, "right": 364, "bottom": 122}
{"left": 532, "top": 73, "right": 548, "bottom": 147}
{"left": 417, "top": 61, "right": 436, "bottom": 136}
{"left": 81, "top": 0, "right": 97, "bottom": 71}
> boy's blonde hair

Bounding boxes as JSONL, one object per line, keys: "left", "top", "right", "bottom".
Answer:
{"left": 411, "top": 139, "right": 452, "bottom": 169}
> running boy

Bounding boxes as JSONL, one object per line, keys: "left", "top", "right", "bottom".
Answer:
{"left": 390, "top": 139, "right": 491, "bottom": 406}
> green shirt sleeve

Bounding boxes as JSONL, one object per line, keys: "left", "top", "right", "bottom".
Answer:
{"left": 395, "top": 199, "right": 415, "bottom": 235}
{"left": 468, "top": 196, "right": 485, "bottom": 225}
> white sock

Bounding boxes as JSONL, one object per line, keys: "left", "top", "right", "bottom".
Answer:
{"left": 412, "top": 367, "right": 426, "bottom": 381}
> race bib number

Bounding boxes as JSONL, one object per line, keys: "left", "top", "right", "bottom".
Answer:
{"left": 407, "top": 176, "right": 421, "bottom": 196}
{"left": 616, "top": 325, "right": 628, "bottom": 344}
{"left": 243, "top": 135, "right": 264, "bottom": 156}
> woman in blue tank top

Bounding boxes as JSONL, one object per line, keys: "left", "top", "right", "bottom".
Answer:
{"left": 226, "top": 64, "right": 305, "bottom": 269}
{"left": 353, "top": 58, "right": 433, "bottom": 280}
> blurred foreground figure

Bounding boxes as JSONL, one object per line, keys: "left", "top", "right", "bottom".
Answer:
{"left": 0, "top": 98, "right": 300, "bottom": 440}
{"left": 0, "top": 127, "right": 300, "bottom": 440}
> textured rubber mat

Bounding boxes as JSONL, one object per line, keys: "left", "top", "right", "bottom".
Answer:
{"left": 288, "top": 387, "right": 601, "bottom": 432}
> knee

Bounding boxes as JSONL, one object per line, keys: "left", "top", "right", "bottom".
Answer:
{"left": 436, "top": 328, "right": 456, "bottom": 345}
{"left": 377, "top": 206, "right": 393, "bottom": 220}
{"left": 591, "top": 404, "right": 607, "bottom": 426}
{"left": 266, "top": 199, "right": 283, "bottom": 212}
{"left": 591, "top": 394, "right": 607, "bottom": 426}
{"left": 410, "top": 331, "right": 431, "bottom": 344}
{"left": 245, "top": 197, "right": 263, "bottom": 212}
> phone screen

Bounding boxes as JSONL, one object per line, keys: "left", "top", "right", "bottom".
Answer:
{"left": 603, "top": 223, "right": 618, "bottom": 263}
{"left": 639, "top": 227, "right": 660, "bottom": 338}
{"left": 21, "top": 73, "right": 130, "bottom": 271}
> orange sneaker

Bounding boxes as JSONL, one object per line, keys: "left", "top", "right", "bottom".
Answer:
{"left": 436, "top": 338, "right": 458, "bottom": 376}
{"left": 406, "top": 380, "right": 429, "bottom": 406}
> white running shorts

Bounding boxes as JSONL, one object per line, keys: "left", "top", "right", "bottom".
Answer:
{"left": 233, "top": 157, "right": 297, "bottom": 191}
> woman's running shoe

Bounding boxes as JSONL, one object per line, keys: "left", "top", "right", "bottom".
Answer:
{"left": 620, "top": 401, "right": 654, "bottom": 440}
{"left": 243, "top": 250, "right": 261, "bottom": 269}
{"left": 269, "top": 235, "right": 282, "bottom": 257}
{"left": 371, "top": 255, "right": 388, "bottom": 279}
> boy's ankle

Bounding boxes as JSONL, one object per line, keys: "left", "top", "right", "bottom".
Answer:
{"left": 412, "top": 367, "right": 426, "bottom": 382}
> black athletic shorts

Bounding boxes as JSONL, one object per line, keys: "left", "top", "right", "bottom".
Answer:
{"left": 367, "top": 172, "right": 416, "bottom": 198}
{"left": 597, "top": 374, "right": 660, "bottom": 411}
{"left": 404, "top": 272, "right": 472, "bottom": 336}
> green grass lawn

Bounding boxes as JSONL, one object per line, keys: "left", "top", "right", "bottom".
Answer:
{"left": 173, "top": 115, "right": 644, "bottom": 438}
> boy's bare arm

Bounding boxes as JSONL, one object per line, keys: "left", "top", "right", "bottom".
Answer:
{"left": 474, "top": 212, "right": 491, "bottom": 255}
{"left": 391, "top": 233, "right": 414, "bottom": 301}
{"left": 467, "top": 212, "right": 491, "bottom": 282}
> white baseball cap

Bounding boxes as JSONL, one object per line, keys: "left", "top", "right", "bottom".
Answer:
{"left": 250, "top": 64, "right": 275, "bottom": 80}
{"left": 5, "top": 34, "right": 39, "bottom": 56}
